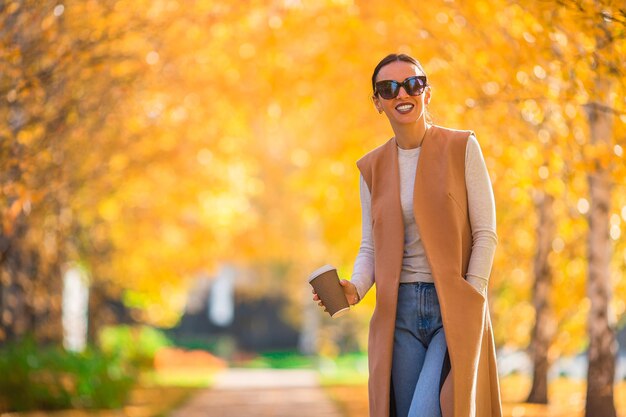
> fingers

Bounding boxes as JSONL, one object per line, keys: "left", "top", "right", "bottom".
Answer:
{"left": 311, "top": 291, "right": 324, "bottom": 307}
{"left": 311, "top": 289, "right": 327, "bottom": 310}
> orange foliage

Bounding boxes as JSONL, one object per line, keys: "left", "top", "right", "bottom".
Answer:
{"left": 153, "top": 347, "right": 227, "bottom": 370}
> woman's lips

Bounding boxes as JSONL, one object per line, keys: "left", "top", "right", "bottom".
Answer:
{"left": 395, "top": 103, "right": 414, "bottom": 114}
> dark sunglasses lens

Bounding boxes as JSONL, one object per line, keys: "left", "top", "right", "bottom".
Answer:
{"left": 376, "top": 81, "right": 399, "bottom": 99}
{"left": 405, "top": 76, "right": 427, "bottom": 95}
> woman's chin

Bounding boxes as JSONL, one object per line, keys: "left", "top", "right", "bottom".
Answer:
{"left": 392, "top": 113, "right": 419, "bottom": 124}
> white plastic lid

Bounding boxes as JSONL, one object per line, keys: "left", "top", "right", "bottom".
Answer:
{"left": 307, "top": 264, "right": 336, "bottom": 283}
{"left": 331, "top": 306, "right": 350, "bottom": 318}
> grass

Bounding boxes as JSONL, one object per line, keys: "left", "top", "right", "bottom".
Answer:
{"left": 140, "top": 368, "right": 218, "bottom": 388}
{"left": 317, "top": 354, "right": 368, "bottom": 386}
{"left": 500, "top": 375, "right": 626, "bottom": 417}
{"left": 323, "top": 375, "right": 626, "bottom": 417}
{"left": 0, "top": 368, "right": 219, "bottom": 417}
{"left": 233, "top": 351, "right": 318, "bottom": 369}
{"left": 0, "top": 386, "right": 199, "bottom": 417}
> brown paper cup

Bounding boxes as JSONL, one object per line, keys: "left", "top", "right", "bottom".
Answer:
{"left": 308, "top": 264, "right": 350, "bottom": 318}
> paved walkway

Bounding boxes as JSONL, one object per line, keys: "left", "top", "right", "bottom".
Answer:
{"left": 169, "top": 368, "right": 345, "bottom": 417}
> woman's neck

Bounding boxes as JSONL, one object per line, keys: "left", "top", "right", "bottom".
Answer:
{"left": 393, "top": 121, "right": 430, "bottom": 150}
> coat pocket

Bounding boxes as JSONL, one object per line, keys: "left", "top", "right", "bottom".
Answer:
{"left": 460, "top": 275, "right": 486, "bottom": 301}
{"left": 447, "top": 191, "right": 466, "bottom": 215}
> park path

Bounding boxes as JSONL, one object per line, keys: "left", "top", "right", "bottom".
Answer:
{"left": 168, "top": 368, "right": 345, "bottom": 417}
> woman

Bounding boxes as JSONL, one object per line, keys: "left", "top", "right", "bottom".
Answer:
{"left": 312, "top": 53, "right": 503, "bottom": 417}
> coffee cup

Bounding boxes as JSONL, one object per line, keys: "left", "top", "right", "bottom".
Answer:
{"left": 308, "top": 264, "right": 350, "bottom": 318}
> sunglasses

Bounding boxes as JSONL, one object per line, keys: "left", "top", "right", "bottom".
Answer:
{"left": 374, "top": 75, "right": 428, "bottom": 100}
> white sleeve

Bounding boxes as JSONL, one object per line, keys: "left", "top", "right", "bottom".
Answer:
{"left": 351, "top": 174, "right": 375, "bottom": 301}
{"left": 465, "top": 134, "right": 498, "bottom": 296}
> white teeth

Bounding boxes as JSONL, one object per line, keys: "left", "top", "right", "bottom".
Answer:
{"left": 396, "top": 104, "right": 413, "bottom": 111}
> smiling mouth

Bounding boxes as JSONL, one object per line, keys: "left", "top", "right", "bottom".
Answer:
{"left": 395, "top": 103, "right": 414, "bottom": 113}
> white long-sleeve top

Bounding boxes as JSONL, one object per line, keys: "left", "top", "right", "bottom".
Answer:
{"left": 351, "top": 133, "right": 497, "bottom": 301}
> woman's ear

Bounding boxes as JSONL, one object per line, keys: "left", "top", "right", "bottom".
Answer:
{"left": 372, "top": 95, "right": 383, "bottom": 113}
{"left": 425, "top": 87, "right": 432, "bottom": 105}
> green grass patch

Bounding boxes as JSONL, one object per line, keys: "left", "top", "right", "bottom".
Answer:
{"left": 140, "top": 369, "right": 217, "bottom": 388}
{"left": 99, "top": 325, "right": 173, "bottom": 370}
{"left": 0, "top": 336, "right": 136, "bottom": 412}
{"left": 235, "top": 350, "right": 318, "bottom": 369}
{"left": 317, "top": 353, "right": 368, "bottom": 386}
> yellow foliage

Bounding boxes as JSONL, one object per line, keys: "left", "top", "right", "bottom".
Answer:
{"left": 2, "top": 0, "right": 625, "bottom": 343}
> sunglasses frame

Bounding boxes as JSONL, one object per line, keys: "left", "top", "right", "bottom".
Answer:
{"left": 374, "top": 75, "right": 428, "bottom": 100}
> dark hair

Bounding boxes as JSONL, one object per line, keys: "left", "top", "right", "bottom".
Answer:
{"left": 371, "top": 53, "right": 433, "bottom": 122}
{"left": 371, "top": 53, "right": 428, "bottom": 95}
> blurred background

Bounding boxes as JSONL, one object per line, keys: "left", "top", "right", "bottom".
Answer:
{"left": 0, "top": 0, "right": 625, "bottom": 416}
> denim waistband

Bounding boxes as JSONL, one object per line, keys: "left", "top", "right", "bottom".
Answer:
{"left": 399, "top": 281, "right": 435, "bottom": 287}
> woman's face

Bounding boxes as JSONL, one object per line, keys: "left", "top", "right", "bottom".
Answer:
{"left": 373, "top": 61, "right": 430, "bottom": 125}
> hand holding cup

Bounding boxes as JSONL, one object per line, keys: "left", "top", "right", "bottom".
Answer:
{"left": 313, "top": 279, "right": 359, "bottom": 310}
{"left": 308, "top": 265, "right": 359, "bottom": 318}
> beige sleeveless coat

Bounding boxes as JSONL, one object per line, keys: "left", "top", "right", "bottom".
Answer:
{"left": 356, "top": 125, "right": 502, "bottom": 417}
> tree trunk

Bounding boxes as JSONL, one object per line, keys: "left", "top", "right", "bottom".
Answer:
{"left": 0, "top": 232, "right": 32, "bottom": 343}
{"left": 0, "top": 5, "right": 65, "bottom": 347}
{"left": 584, "top": 75, "right": 617, "bottom": 417}
{"left": 526, "top": 191, "right": 555, "bottom": 404}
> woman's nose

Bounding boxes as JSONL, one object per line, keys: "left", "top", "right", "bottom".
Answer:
{"left": 396, "top": 86, "right": 410, "bottom": 98}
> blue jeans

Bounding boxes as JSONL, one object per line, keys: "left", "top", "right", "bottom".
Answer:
{"left": 391, "top": 282, "right": 447, "bottom": 417}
